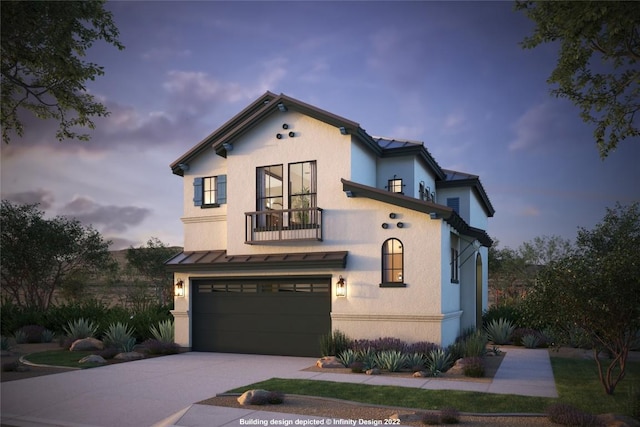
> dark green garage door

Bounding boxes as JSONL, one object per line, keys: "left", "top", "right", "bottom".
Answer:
{"left": 192, "top": 276, "right": 330, "bottom": 357}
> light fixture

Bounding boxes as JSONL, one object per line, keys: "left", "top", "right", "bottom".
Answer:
{"left": 174, "top": 280, "right": 185, "bottom": 297}
{"left": 277, "top": 103, "right": 287, "bottom": 112}
{"left": 336, "top": 275, "right": 346, "bottom": 297}
{"left": 222, "top": 142, "right": 233, "bottom": 151}
{"left": 177, "top": 163, "right": 189, "bottom": 172}
{"left": 339, "top": 126, "right": 348, "bottom": 135}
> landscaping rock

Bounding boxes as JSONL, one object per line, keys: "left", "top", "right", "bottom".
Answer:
{"left": 597, "top": 413, "right": 640, "bottom": 427}
{"left": 316, "top": 356, "right": 344, "bottom": 368}
{"left": 237, "top": 389, "right": 272, "bottom": 406}
{"left": 78, "top": 355, "right": 106, "bottom": 365}
{"left": 412, "top": 370, "right": 428, "bottom": 377}
{"left": 447, "top": 358, "right": 466, "bottom": 375}
{"left": 365, "top": 368, "right": 381, "bottom": 375}
{"left": 69, "top": 338, "right": 104, "bottom": 352}
{"left": 114, "top": 351, "right": 144, "bottom": 361}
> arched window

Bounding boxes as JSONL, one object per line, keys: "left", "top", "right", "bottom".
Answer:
{"left": 382, "top": 238, "right": 404, "bottom": 285}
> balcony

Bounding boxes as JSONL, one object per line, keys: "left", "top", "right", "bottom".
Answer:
{"left": 245, "top": 207, "right": 323, "bottom": 244}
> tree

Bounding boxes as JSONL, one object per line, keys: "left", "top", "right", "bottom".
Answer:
{"left": 488, "top": 241, "right": 530, "bottom": 306}
{"left": 518, "top": 235, "right": 573, "bottom": 266}
{"left": 0, "top": 200, "right": 113, "bottom": 311}
{"left": 1, "top": 0, "right": 124, "bottom": 144}
{"left": 523, "top": 202, "right": 640, "bottom": 394}
{"left": 126, "top": 238, "right": 181, "bottom": 306}
{"left": 516, "top": 1, "right": 640, "bottom": 158}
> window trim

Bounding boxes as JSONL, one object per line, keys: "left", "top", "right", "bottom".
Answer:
{"left": 450, "top": 234, "right": 459, "bottom": 284}
{"left": 380, "top": 237, "right": 406, "bottom": 288}
{"left": 387, "top": 177, "right": 404, "bottom": 194}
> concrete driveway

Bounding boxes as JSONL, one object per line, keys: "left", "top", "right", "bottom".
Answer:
{"left": 1, "top": 352, "right": 318, "bottom": 427}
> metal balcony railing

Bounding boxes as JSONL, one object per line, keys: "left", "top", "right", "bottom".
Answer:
{"left": 245, "top": 207, "right": 323, "bottom": 244}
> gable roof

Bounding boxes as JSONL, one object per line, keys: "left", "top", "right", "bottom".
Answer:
{"left": 170, "top": 92, "right": 380, "bottom": 176}
{"left": 438, "top": 169, "right": 495, "bottom": 217}
{"left": 373, "top": 136, "right": 446, "bottom": 180}
{"left": 341, "top": 178, "right": 493, "bottom": 247}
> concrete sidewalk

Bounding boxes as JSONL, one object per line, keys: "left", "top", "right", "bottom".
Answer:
{"left": 1, "top": 347, "right": 557, "bottom": 427}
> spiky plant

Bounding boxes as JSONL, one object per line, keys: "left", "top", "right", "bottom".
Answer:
{"left": 485, "top": 318, "right": 516, "bottom": 345}
{"left": 103, "top": 322, "right": 135, "bottom": 351}
{"left": 63, "top": 318, "right": 98, "bottom": 341}
{"left": 149, "top": 319, "right": 174, "bottom": 343}
{"left": 376, "top": 350, "right": 408, "bottom": 372}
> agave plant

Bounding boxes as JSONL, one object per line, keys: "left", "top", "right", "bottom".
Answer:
{"left": 376, "top": 350, "right": 407, "bottom": 372}
{"left": 63, "top": 318, "right": 98, "bottom": 341}
{"left": 149, "top": 319, "right": 174, "bottom": 343}
{"left": 406, "top": 352, "right": 426, "bottom": 371}
{"left": 425, "top": 348, "right": 451, "bottom": 376}
{"left": 485, "top": 318, "right": 516, "bottom": 345}
{"left": 521, "top": 334, "right": 541, "bottom": 349}
{"left": 103, "top": 322, "right": 136, "bottom": 351}
{"left": 336, "top": 349, "right": 358, "bottom": 368}
{"left": 357, "top": 348, "right": 378, "bottom": 370}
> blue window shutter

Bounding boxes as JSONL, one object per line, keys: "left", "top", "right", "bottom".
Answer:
{"left": 447, "top": 197, "right": 460, "bottom": 214}
{"left": 193, "top": 177, "right": 203, "bottom": 206}
{"left": 216, "top": 175, "right": 227, "bottom": 204}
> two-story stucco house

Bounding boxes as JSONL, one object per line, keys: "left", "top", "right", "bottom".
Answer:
{"left": 166, "top": 92, "right": 495, "bottom": 357}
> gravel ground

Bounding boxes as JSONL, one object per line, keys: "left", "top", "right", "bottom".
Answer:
{"left": 198, "top": 394, "right": 555, "bottom": 426}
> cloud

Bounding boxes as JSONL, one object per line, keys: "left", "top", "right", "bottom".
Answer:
{"left": 61, "top": 196, "right": 152, "bottom": 233}
{"left": 2, "top": 189, "right": 55, "bottom": 209}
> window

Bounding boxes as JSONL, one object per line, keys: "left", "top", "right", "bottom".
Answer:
{"left": 289, "top": 161, "right": 317, "bottom": 227}
{"left": 381, "top": 238, "right": 404, "bottom": 286}
{"left": 447, "top": 197, "right": 460, "bottom": 214}
{"left": 193, "top": 175, "right": 226, "bottom": 207}
{"left": 388, "top": 177, "right": 404, "bottom": 194}
{"left": 450, "top": 234, "right": 459, "bottom": 283}
{"left": 256, "top": 165, "right": 283, "bottom": 227}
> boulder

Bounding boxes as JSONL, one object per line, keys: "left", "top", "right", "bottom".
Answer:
{"left": 446, "top": 358, "right": 466, "bottom": 376}
{"left": 316, "top": 356, "right": 344, "bottom": 368}
{"left": 79, "top": 355, "right": 106, "bottom": 365}
{"left": 237, "top": 389, "right": 272, "bottom": 406}
{"left": 114, "top": 351, "right": 144, "bottom": 361}
{"left": 412, "top": 371, "right": 428, "bottom": 377}
{"left": 70, "top": 338, "right": 104, "bottom": 352}
{"left": 597, "top": 413, "right": 640, "bottom": 427}
{"left": 365, "top": 368, "right": 381, "bottom": 375}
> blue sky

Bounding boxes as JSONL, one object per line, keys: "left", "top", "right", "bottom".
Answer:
{"left": 2, "top": 1, "right": 638, "bottom": 251}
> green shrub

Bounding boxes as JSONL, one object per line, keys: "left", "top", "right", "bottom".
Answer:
{"left": 462, "top": 330, "right": 488, "bottom": 358}
{"left": 485, "top": 318, "right": 516, "bottom": 345}
{"left": 149, "top": 319, "right": 174, "bottom": 343}
{"left": 482, "top": 304, "right": 522, "bottom": 327}
{"left": 522, "top": 333, "right": 541, "bottom": 348}
{"left": 376, "top": 350, "right": 407, "bottom": 372}
{"left": 628, "top": 385, "right": 640, "bottom": 420}
{"left": 41, "top": 329, "right": 55, "bottom": 343}
{"left": 425, "top": 348, "right": 451, "bottom": 376}
{"left": 141, "top": 339, "right": 180, "bottom": 355}
{"left": 16, "top": 325, "right": 45, "bottom": 343}
{"left": 63, "top": 318, "right": 98, "bottom": 341}
{"left": 319, "top": 330, "right": 351, "bottom": 356}
{"left": 1, "top": 335, "right": 11, "bottom": 351}
{"left": 103, "top": 322, "right": 135, "bottom": 351}
{"left": 545, "top": 403, "right": 603, "bottom": 426}
{"left": 462, "top": 357, "right": 485, "bottom": 377}
{"left": 357, "top": 348, "right": 378, "bottom": 370}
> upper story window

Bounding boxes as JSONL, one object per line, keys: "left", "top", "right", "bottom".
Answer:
{"left": 447, "top": 197, "right": 460, "bottom": 214}
{"left": 256, "top": 165, "right": 283, "bottom": 227}
{"left": 289, "top": 161, "right": 317, "bottom": 227}
{"left": 387, "top": 177, "right": 404, "bottom": 194}
{"left": 193, "top": 175, "right": 226, "bottom": 208}
{"left": 381, "top": 238, "right": 405, "bottom": 287}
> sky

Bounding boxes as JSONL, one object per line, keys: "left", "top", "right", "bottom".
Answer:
{"left": 2, "top": 1, "right": 639, "bottom": 251}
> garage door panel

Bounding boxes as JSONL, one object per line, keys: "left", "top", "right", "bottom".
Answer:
{"left": 192, "top": 277, "right": 330, "bottom": 356}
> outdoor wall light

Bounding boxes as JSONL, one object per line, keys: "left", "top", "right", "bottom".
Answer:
{"left": 339, "top": 126, "right": 348, "bottom": 135}
{"left": 222, "top": 142, "right": 233, "bottom": 151}
{"left": 174, "top": 280, "right": 185, "bottom": 297}
{"left": 336, "top": 276, "right": 346, "bottom": 297}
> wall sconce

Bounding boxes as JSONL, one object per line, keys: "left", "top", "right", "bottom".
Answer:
{"left": 174, "top": 280, "right": 185, "bottom": 297}
{"left": 336, "top": 275, "right": 346, "bottom": 297}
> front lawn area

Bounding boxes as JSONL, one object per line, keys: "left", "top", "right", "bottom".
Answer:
{"left": 227, "top": 355, "right": 640, "bottom": 416}
{"left": 25, "top": 350, "right": 113, "bottom": 369}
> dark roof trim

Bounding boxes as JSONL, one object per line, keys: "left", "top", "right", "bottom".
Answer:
{"left": 165, "top": 250, "right": 348, "bottom": 272}
{"left": 341, "top": 179, "right": 492, "bottom": 247}
{"left": 437, "top": 170, "right": 495, "bottom": 217}
{"left": 170, "top": 92, "right": 278, "bottom": 176}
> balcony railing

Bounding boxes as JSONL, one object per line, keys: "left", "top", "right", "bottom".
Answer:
{"left": 245, "top": 207, "right": 323, "bottom": 244}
